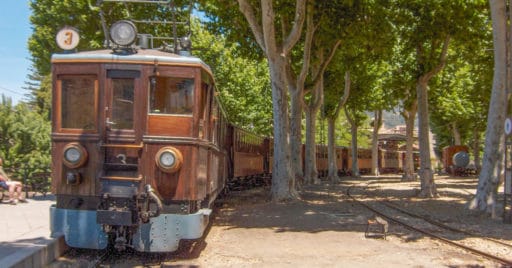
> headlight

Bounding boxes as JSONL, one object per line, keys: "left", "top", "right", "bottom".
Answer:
{"left": 110, "top": 20, "right": 137, "bottom": 46}
{"left": 155, "top": 147, "right": 183, "bottom": 173}
{"left": 63, "top": 143, "right": 88, "bottom": 169}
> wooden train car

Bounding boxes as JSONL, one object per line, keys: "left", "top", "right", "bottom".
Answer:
{"left": 49, "top": 46, "right": 229, "bottom": 251}
{"left": 347, "top": 148, "right": 372, "bottom": 174}
{"left": 48, "top": 0, "right": 273, "bottom": 250}
{"left": 442, "top": 145, "right": 471, "bottom": 176}
{"left": 231, "top": 127, "right": 267, "bottom": 178}
{"left": 47, "top": 9, "right": 267, "bottom": 250}
{"left": 227, "top": 126, "right": 269, "bottom": 189}
{"left": 315, "top": 145, "right": 329, "bottom": 177}
{"left": 378, "top": 149, "right": 403, "bottom": 174}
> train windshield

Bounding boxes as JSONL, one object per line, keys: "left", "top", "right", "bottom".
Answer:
{"left": 149, "top": 77, "right": 194, "bottom": 115}
{"left": 60, "top": 76, "right": 97, "bottom": 130}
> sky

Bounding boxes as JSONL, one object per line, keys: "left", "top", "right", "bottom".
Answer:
{"left": 0, "top": 1, "right": 31, "bottom": 104}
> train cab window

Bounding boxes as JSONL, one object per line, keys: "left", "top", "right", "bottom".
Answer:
{"left": 111, "top": 79, "right": 134, "bottom": 129}
{"left": 59, "top": 76, "right": 97, "bottom": 130}
{"left": 149, "top": 76, "right": 194, "bottom": 115}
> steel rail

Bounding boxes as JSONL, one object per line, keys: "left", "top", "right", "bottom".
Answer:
{"left": 346, "top": 184, "right": 512, "bottom": 266}
{"left": 381, "top": 199, "right": 512, "bottom": 248}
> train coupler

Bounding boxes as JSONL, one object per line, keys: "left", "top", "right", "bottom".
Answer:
{"left": 140, "top": 184, "right": 163, "bottom": 223}
{"left": 112, "top": 226, "right": 132, "bottom": 251}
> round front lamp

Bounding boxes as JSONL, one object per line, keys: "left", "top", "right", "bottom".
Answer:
{"left": 180, "top": 36, "right": 191, "bottom": 51}
{"left": 63, "top": 143, "right": 88, "bottom": 169}
{"left": 155, "top": 147, "right": 183, "bottom": 173}
{"left": 110, "top": 20, "right": 137, "bottom": 47}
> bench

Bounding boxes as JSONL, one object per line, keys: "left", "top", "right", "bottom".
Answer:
{"left": 0, "top": 171, "right": 51, "bottom": 200}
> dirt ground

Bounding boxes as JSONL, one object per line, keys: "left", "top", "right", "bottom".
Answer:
{"left": 165, "top": 175, "right": 512, "bottom": 268}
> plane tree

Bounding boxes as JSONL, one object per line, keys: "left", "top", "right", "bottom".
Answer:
{"left": 386, "top": 0, "right": 487, "bottom": 197}
{"left": 469, "top": 0, "right": 507, "bottom": 216}
{"left": 200, "top": 0, "right": 307, "bottom": 201}
{"left": 428, "top": 13, "right": 492, "bottom": 172}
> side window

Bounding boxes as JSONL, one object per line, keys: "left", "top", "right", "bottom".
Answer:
{"left": 210, "top": 97, "right": 219, "bottom": 143}
{"left": 149, "top": 76, "right": 194, "bottom": 115}
{"left": 199, "top": 83, "right": 211, "bottom": 139}
{"left": 60, "top": 76, "right": 97, "bottom": 130}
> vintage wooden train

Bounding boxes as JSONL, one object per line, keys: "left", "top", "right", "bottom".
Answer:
{"left": 48, "top": 8, "right": 418, "bottom": 252}
{"left": 48, "top": 13, "right": 281, "bottom": 251}
{"left": 313, "top": 145, "right": 418, "bottom": 176}
{"left": 442, "top": 145, "right": 474, "bottom": 176}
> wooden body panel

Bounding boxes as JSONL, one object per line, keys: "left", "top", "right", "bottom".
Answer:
{"left": 347, "top": 148, "right": 372, "bottom": 174}
{"left": 233, "top": 152, "right": 264, "bottom": 177}
{"left": 335, "top": 147, "right": 347, "bottom": 173}
{"left": 379, "top": 149, "right": 402, "bottom": 173}
{"left": 143, "top": 143, "right": 199, "bottom": 200}
{"left": 207, "top": 149, "right": 226, "bottom": 202}
{"left": 147, "top": 116, "right": 193, "bottom": 136}
{"left": 315, "top": 145, "right": 329, "bottom": 173}
{"left": 231, "top": 126, "right": 266, "bottom": 178}
{"left": 51, "top": 138, "right": 102, "bottom": 196}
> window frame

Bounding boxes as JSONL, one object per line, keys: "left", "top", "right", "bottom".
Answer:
{"left": 148, "top": 76, "right": 195, "bottom": 117}
{"left": 56, "top": 75, "right": 99, "bottom": 134}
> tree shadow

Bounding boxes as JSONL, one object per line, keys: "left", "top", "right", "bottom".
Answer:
{"left": 210, "top": 175, "right": 512, "bottom": 244}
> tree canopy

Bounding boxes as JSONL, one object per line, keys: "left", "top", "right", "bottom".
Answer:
{"left": 19, "top": 0, "right": 502, "bottom": 210}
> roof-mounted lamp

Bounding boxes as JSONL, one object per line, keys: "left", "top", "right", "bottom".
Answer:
{"left": 178, "top": 36, "right": 192, "bottom": 56}
{"left": 109, "top": 20, "right": 138, "bottom": 47}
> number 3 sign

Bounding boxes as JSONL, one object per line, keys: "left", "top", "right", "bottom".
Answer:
{"left": 56, "top": 26, "right": 80, "bottom": 50}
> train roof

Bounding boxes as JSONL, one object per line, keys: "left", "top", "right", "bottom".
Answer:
{"left": 51, "top": 49, "right": 212, "bottom": 74}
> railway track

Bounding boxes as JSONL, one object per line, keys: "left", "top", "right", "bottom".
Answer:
{"left": 49, "top": 233, "right": 209, "bottom": 267}
{"left": 346, "top": 183, "right": 512, "bottom": 266}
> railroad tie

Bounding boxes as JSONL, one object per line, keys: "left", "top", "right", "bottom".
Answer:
{"left": 365, "top": 214, "right": 388, "bottom": 239}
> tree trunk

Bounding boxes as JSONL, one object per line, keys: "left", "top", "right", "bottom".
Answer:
{"left": 470, "top": 0, "right": 508, "bottom": 215}
{"left": 371, "top": 110, "right": 382, "bottom": 176}
{"left": 326, "top": 71, "right": 351, "bottom": 182}
{"left": 345, "top": 107, "right": 360, "bottom": 177}
{"left": 473, "top": 127, "right": 481, "bottom": 172}
{"left": 237, "top": 0, "right": 306, "bottom": 202}
{"left": 268, "top": 59, "right": 297, "bottom": 201}
{"left": 327, "top": 117, "right": 339, "bottom": 182}
{"left": 304, "top": 107, "right": 319, "bottom": 184}
{"left": 290, "top": 89, "right": 304, "bottom": 184}
{"left": 452, "top": 122, "right": 462, "bottom": 145}
{"left": 417, "top": 78, "right": 437, "bottom": 197}
{"left": 350, "top": 123, "right": 360, "bottom": 177}
{"left": 402, "top": 100, "right": 417, "bottom": 181}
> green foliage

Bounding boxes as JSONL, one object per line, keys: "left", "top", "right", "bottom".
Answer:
{"left": 429, "top": 40, "right": 492, "bottom": 148}
{"left": 0, "top": 98, "right": 51, "bottom": 183}
{"left": 191, "top": 19, "right": 273, "bottom": 135}
{"left": 29, "top": 0, "right": 193, "bottom": 75}
{"left": 24, "top": 0, "right": 495, "bottom": 165}
{"left": 316, "top": 112, "right": 371, "bottom": 148}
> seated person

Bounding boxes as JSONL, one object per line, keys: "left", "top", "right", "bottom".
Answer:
{"left": 0, "top": 158, "right": 27, "bottom": 205}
